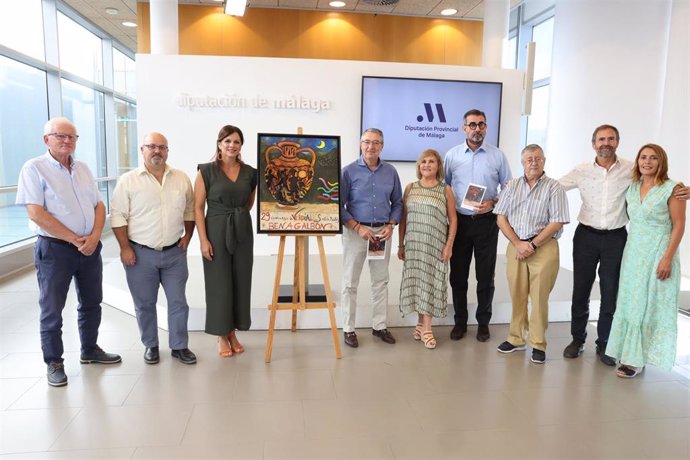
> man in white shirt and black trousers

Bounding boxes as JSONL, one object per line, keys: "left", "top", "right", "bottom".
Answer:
{"left": 110, "top": 132, "right": 197, "bottom": 365}
{"left": 559, "top": 124, "right": 689, "bottom": 365}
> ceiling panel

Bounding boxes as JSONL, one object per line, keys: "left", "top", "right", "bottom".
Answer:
{"left": 64, "top": 0, "right": 528, "bottom": 54}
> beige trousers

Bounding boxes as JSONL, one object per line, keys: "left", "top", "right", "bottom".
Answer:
{"left": 505, "top": 238, "right": 560, "bottom": 351}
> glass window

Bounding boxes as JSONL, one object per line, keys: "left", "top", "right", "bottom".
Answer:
{"left": 57, "top": 12, "right": 103, "bottom": 84}
{"left": 0, "top": 191, "right": 35, "bottom": 248}
{"left": 0, "top": 0, "right": 45, "bottom": 60}
{"left": 115, "top": 98, "right": 138, "bottom": 175}
{"left": 61, "top": 79, "right": 106, "bottom": 178}
{"left": 0, "top": 56, "right": 49, "bottom": 187}
{"left": 113, "top": 48, "right": 136, "bottom": 98}
{"left": 526, "top": 85, "right": 550, "bottom": 147}
{"left": 532, "top": 17, "right": 554, "bottom": 81}
{"left": 503, "top": 36, "right": 517, "bottom": 69}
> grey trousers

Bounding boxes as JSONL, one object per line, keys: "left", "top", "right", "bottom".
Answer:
{"left": 124, "top": 244, "right": 190, "bottom": 349}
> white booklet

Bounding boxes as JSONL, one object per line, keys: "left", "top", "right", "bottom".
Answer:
{"left": 367, "top": 237, "right": 386, "bottom": 260}
{"left": 461, "top": 183, "right": 487, "bottom": 211}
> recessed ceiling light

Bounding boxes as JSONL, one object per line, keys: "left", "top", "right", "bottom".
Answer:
{"left": 440, "top": 8, "right": 457, "bottom": 16}
{"left": 329, "top": 1, "right": 346, "bottom": 7}
{"left": 105, "top": 7, "right": 119, "bottom": 15}
{"left": 121, "top": 21, "right": 137, "bottom": 28}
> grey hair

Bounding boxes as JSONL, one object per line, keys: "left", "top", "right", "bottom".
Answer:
{"left": 43, "top": 117, "right": 75, "bottom": 136}
{"left": 521, "top": 144, "right": 544, "bottom": 157}
{"left": 361, "top": 128, "right": 384, "bottom": 143}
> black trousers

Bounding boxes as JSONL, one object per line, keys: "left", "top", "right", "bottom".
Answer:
{"left": 449, "top": 212, "right": 499, "bottom": 327}
{"left": 570, "top": 223, "right": 627, "bottom": 348}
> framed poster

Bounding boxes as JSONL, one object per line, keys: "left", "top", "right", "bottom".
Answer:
{"left": 257, "top": 133, "right": 342, "bottom": 234}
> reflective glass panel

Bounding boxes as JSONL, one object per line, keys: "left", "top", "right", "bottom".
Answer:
{"left": 526, "top": 85, "right": 550, "bottom": 147}
{"left": 57, "top": 12, "right": 103, "bottom": 84}
{"left": 61, "top": 79, "right": 106, "bottom": 177}
{"left": 532, "top": 17, "right": 554, "bottom": 81}
{"left": 113, "top": 48, "right": 136, "bottom": 98}
{"left": 115, "top": 98, "right": 138, "bottom": 175}
{"left": 0, "top": 0, "right": 44, "bottom": 60}
{"left": 0, "top": 56, "right": 49, "bottom": 187}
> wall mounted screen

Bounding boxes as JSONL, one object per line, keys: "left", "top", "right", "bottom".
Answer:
{"left": 361, "top": 76, "right": 503, "bottom": 162}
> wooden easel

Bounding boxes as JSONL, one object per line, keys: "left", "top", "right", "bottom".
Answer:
{"left": 265, "top": 234, "right": 342, "bottom": 362}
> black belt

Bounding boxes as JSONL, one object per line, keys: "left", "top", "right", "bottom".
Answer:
{"left": 579, "top": 224, "right": 625, "bottom": 235}
{"left": 459, "top": 211, "right": 495, "bottom": 220}
{"left": 39, "top": 235, "right": 73, "bottom": 247}
{"left": 129, "top": 239, "right": 180, "bottom": 251}
{"left": 358, "top": 221, "right": 387, "bottom": 227}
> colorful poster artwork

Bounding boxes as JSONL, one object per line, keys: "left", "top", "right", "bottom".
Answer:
{"left": 257, "top": 133, "right": 342, "bottom": 234}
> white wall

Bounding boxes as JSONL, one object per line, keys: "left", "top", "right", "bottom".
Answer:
{"left": 135, "top": 55, "right": 525, "bottom": 256}
{"left": 546, "top": 0, "right": 689, "bottom": 273}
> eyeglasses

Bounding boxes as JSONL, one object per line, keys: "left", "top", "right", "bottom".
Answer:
{"left": 143, "top": 144, "right": 169, "bottom": 151}
{"left": 523, "top": 157, "right": 544, "bottom": 164}
{"left": 361, "top": 140, "right": 383, "bottom": 147}
{"left": 464, "top": 122, "right": 487, "bottom": 130}
{"left": 48, "top": 133, "right": 79, "bottom": 142}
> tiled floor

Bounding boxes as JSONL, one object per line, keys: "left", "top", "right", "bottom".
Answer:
{"left": 1, "top": 262, "right": 690, "bottom": 459}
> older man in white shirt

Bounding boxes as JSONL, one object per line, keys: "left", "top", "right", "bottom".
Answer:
{"left": 110, "top": 132, "right": 197, "bottom": 365}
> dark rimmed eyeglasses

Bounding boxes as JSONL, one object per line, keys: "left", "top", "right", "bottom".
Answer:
{"left": 464, "top": 122, "right": 487, "bottom": 130}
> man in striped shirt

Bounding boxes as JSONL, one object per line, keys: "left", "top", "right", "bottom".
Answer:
{"left": 493, "top": 144, "right": 570, "bottom": 364}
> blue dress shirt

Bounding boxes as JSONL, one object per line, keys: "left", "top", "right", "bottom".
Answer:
{"left": 16, "top": 152, "right": 101, "bottom": 237}
{"left": 444, "top": 141, "right": 512, "bottom": 215}
{"left": 340, "top": 155, "right": 403, "bottom": 225}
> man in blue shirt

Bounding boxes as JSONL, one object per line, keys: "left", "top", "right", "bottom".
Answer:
{"left": 16, "top": 117, "right": 121, "bottom": 387}
{"left": 444, "top": 109, "right": 512, "bottom": 342}
{"left": 340, "top": 128, "right": 403, "bottom": 348}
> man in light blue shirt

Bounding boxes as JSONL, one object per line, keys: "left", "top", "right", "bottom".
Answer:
{"left": 340, "top": 128, "right": 403, "bottom": 348}
{"left": 16, "top": 117, "right": 121, "bottom": 387}
{"left": 444, "top": 109, "right": 512, "bottom": 343}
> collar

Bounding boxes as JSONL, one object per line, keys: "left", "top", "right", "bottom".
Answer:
{"left": 463, "top": 141, "right": 486, "bottom": 155}
{"left": 592, "top": 155, "right": 621, "bottom": 170}
{"left": 136, "top": 164, "right": 171, "bottom": 176}
{"left": 45, "top": 151, "right": 75, "bottom": 170}
{"left": 357, "top": 154, "right": 381, "bottom": 170}
{"left": 522, "top": 171, "right": 546, "bottom": 185}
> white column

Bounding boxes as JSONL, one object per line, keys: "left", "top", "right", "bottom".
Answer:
{"left": 150, "top": 0, "right": 179, "bottom": 55}
{"left": 482, "top": 0, "right": 510, "bottom": 68}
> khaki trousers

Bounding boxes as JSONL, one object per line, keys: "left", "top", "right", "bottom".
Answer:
{"left": 506, "top": 239, "right": 560, "bottom": 351}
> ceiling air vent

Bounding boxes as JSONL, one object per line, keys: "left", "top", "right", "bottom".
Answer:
{"left": 361, "top": 0, "right": 400, "bottom": 5}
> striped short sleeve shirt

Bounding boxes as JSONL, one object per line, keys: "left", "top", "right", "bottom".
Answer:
{"left": 493, "top": 173, "right": 570, "bottom": 240}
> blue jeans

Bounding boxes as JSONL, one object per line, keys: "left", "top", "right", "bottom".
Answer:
{"left": 35, "top": 237, "right": 103, "bottom": 364}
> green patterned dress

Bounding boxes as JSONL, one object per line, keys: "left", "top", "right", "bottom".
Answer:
{"left": 399, "top": 181, "right": 449, "bottom": 318}
{"left": 606, "top": 180, "right": 680, "bottom": 370}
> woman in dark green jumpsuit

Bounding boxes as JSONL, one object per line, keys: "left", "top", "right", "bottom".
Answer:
{"left": 194, "top": 125, "right": 257, "bottom": 357}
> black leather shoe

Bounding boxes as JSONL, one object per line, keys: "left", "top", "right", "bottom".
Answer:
{"left": 476, "top": 325, "right": 490, "bottom": 342}
{"left": 344, "top": 331, "right": 359, "bottom": 348}
{"left": 80, "top": 345, "right": 122, "bottom": 364}
{"left": 563, "top": 340, "right": 584, "bottom": 358}
{"left": 47, "top": 362, "right": 67, "bottom": 387}
{"left": 144, "top": 346, "right": 160, "bottom": 364}
{"left": 171, "top": 348, "right": 197, "bottom": 364}
{"left": 372, "top": 328, "right": 396, "bottom": 344}
{"left": 596, "top": 345, "right": 616, "bottom": 366}
{"left": 450, "top": 325, "right": 467, "bottom": 341}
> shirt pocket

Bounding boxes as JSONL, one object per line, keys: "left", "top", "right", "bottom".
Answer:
{"left": 167, "top": 190, "right": 187, "bottom": 214}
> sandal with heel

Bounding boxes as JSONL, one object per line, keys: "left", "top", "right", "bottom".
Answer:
{"left": 422, "top": 331, "right": 436, "bottom": 349}
{"left": 413, "top": 323, "right": 423, "bottom": 341}
{"left": 217, "top": 336, "right": 233, "bottom": 357}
